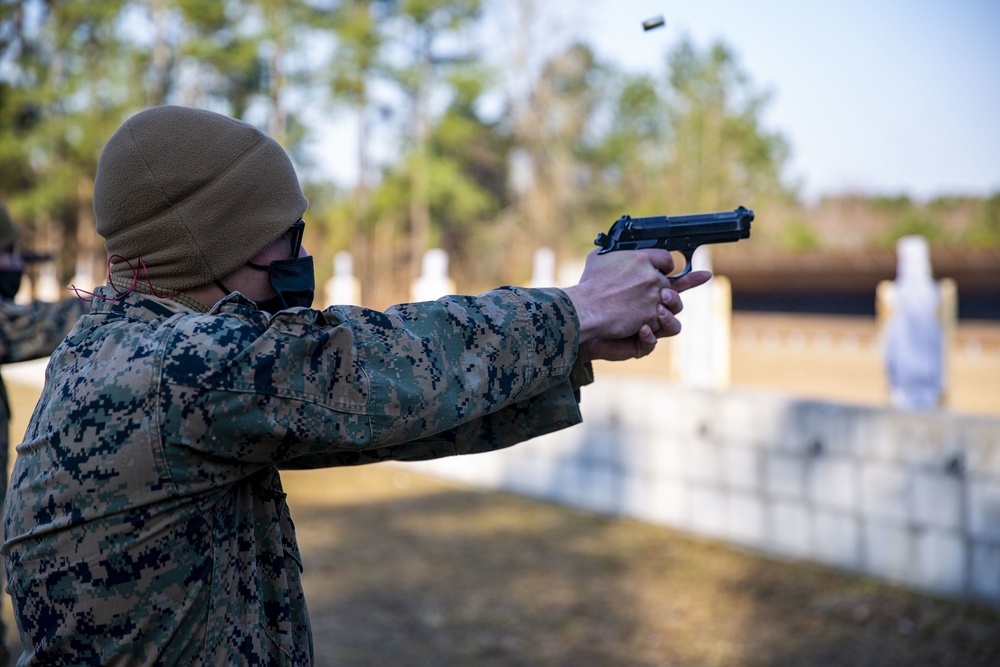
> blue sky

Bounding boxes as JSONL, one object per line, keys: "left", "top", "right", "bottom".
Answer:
{"left": 567, "top": 1, "right": 1000, "bottom": 201}
{"left": 310, "top": 1, "right": 1000, "bottom": 204}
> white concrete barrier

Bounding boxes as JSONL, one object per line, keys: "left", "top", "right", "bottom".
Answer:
{"left": 411, "top": 378, "right": 1000, "bottom": 606}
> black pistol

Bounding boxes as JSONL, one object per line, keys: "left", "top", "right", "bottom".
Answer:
{"left": 594, "top": 206, "right": 753, "bottom": 277}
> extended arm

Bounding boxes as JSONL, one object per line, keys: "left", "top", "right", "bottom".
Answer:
{"left": 0, "top": 296, "right": 88, "bottom": 363}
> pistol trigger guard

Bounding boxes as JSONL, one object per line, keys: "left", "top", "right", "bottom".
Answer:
{"left": 669, "top": 250, "right": 695, "bottom": 279}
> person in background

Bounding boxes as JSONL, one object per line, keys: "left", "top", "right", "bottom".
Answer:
{"left": 0, "top": 203, "right": 87, "bottom": 663}
{"left": 883, "top": 235, "right": 944, "bottom": 410}
{"left": 2, "top": 105, "right": 711, "bottom": 665}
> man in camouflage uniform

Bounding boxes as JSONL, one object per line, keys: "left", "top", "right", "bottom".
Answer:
{"left": 0, "top": 204, "right": 87, "bottom": 662}
{"left": 2, "top": 106, "right": 710, "bottom": 665}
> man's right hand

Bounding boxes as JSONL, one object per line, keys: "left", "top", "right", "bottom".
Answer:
{"left": 562, "top": 249, "right": 712, "bottom": 363}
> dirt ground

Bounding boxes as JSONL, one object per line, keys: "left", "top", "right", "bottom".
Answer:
{"left": 6, "top": 465, "right": 997, "bottom": 666}
{"left": 289, "top": 465, "right": 1000, "bottom": 667}
{"left": 1, "top": 313, "right": 998, "bottom": 664}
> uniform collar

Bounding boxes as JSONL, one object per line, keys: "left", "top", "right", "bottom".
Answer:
{"left": 88, "top": 284, "right": 260, "bottom": 319}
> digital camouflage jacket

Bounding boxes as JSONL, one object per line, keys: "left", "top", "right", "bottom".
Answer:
{"left": 0, "top": 295, "right": 88, "bottom": 658}
{"left": 2, "top": 284, "right": 587, "bottom": 665}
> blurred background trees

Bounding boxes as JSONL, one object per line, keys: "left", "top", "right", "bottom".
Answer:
{"left": 0, "top": 0, "right": 995, "bottom": 307}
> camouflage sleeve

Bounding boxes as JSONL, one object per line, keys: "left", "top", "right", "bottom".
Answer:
{"left": 160, "top": 286, "right": 582, "bottom": 470}
{"left": 278, "top": 360, "right": 592, "bottom": 469}
{"left": 0, "top": 296, "right": 89, "bottom": 363}
{"left": 352, "top": 287, "right": 579, "bottom": 446}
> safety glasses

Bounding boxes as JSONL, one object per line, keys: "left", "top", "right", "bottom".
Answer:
{"left": 286, "top": 220, "right": 305, "bottom": 259}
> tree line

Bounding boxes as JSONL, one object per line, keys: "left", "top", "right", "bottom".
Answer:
{"left": 1, "top": 0, "right": 995, "bottom": 308}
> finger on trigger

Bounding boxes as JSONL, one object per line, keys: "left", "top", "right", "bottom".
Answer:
{"left": 645, "top": 249, "right": 675, "bottom": 276}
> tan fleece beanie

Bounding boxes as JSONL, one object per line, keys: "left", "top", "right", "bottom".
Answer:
{"left": 0, "top": 204, "right": 20, "bottom": 249}
{"left": 94, "top": 105, "right": 308, "bottom": 293}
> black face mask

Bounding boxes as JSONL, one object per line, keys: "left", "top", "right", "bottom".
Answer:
{"left": 0, "top": 269, "right": 23, "bottom": 300}
{"left": 245, "top": 255, "right": 315, "bottom": 313}
{"left": 216, "top": 256, "right": 315, "bottom": 313}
